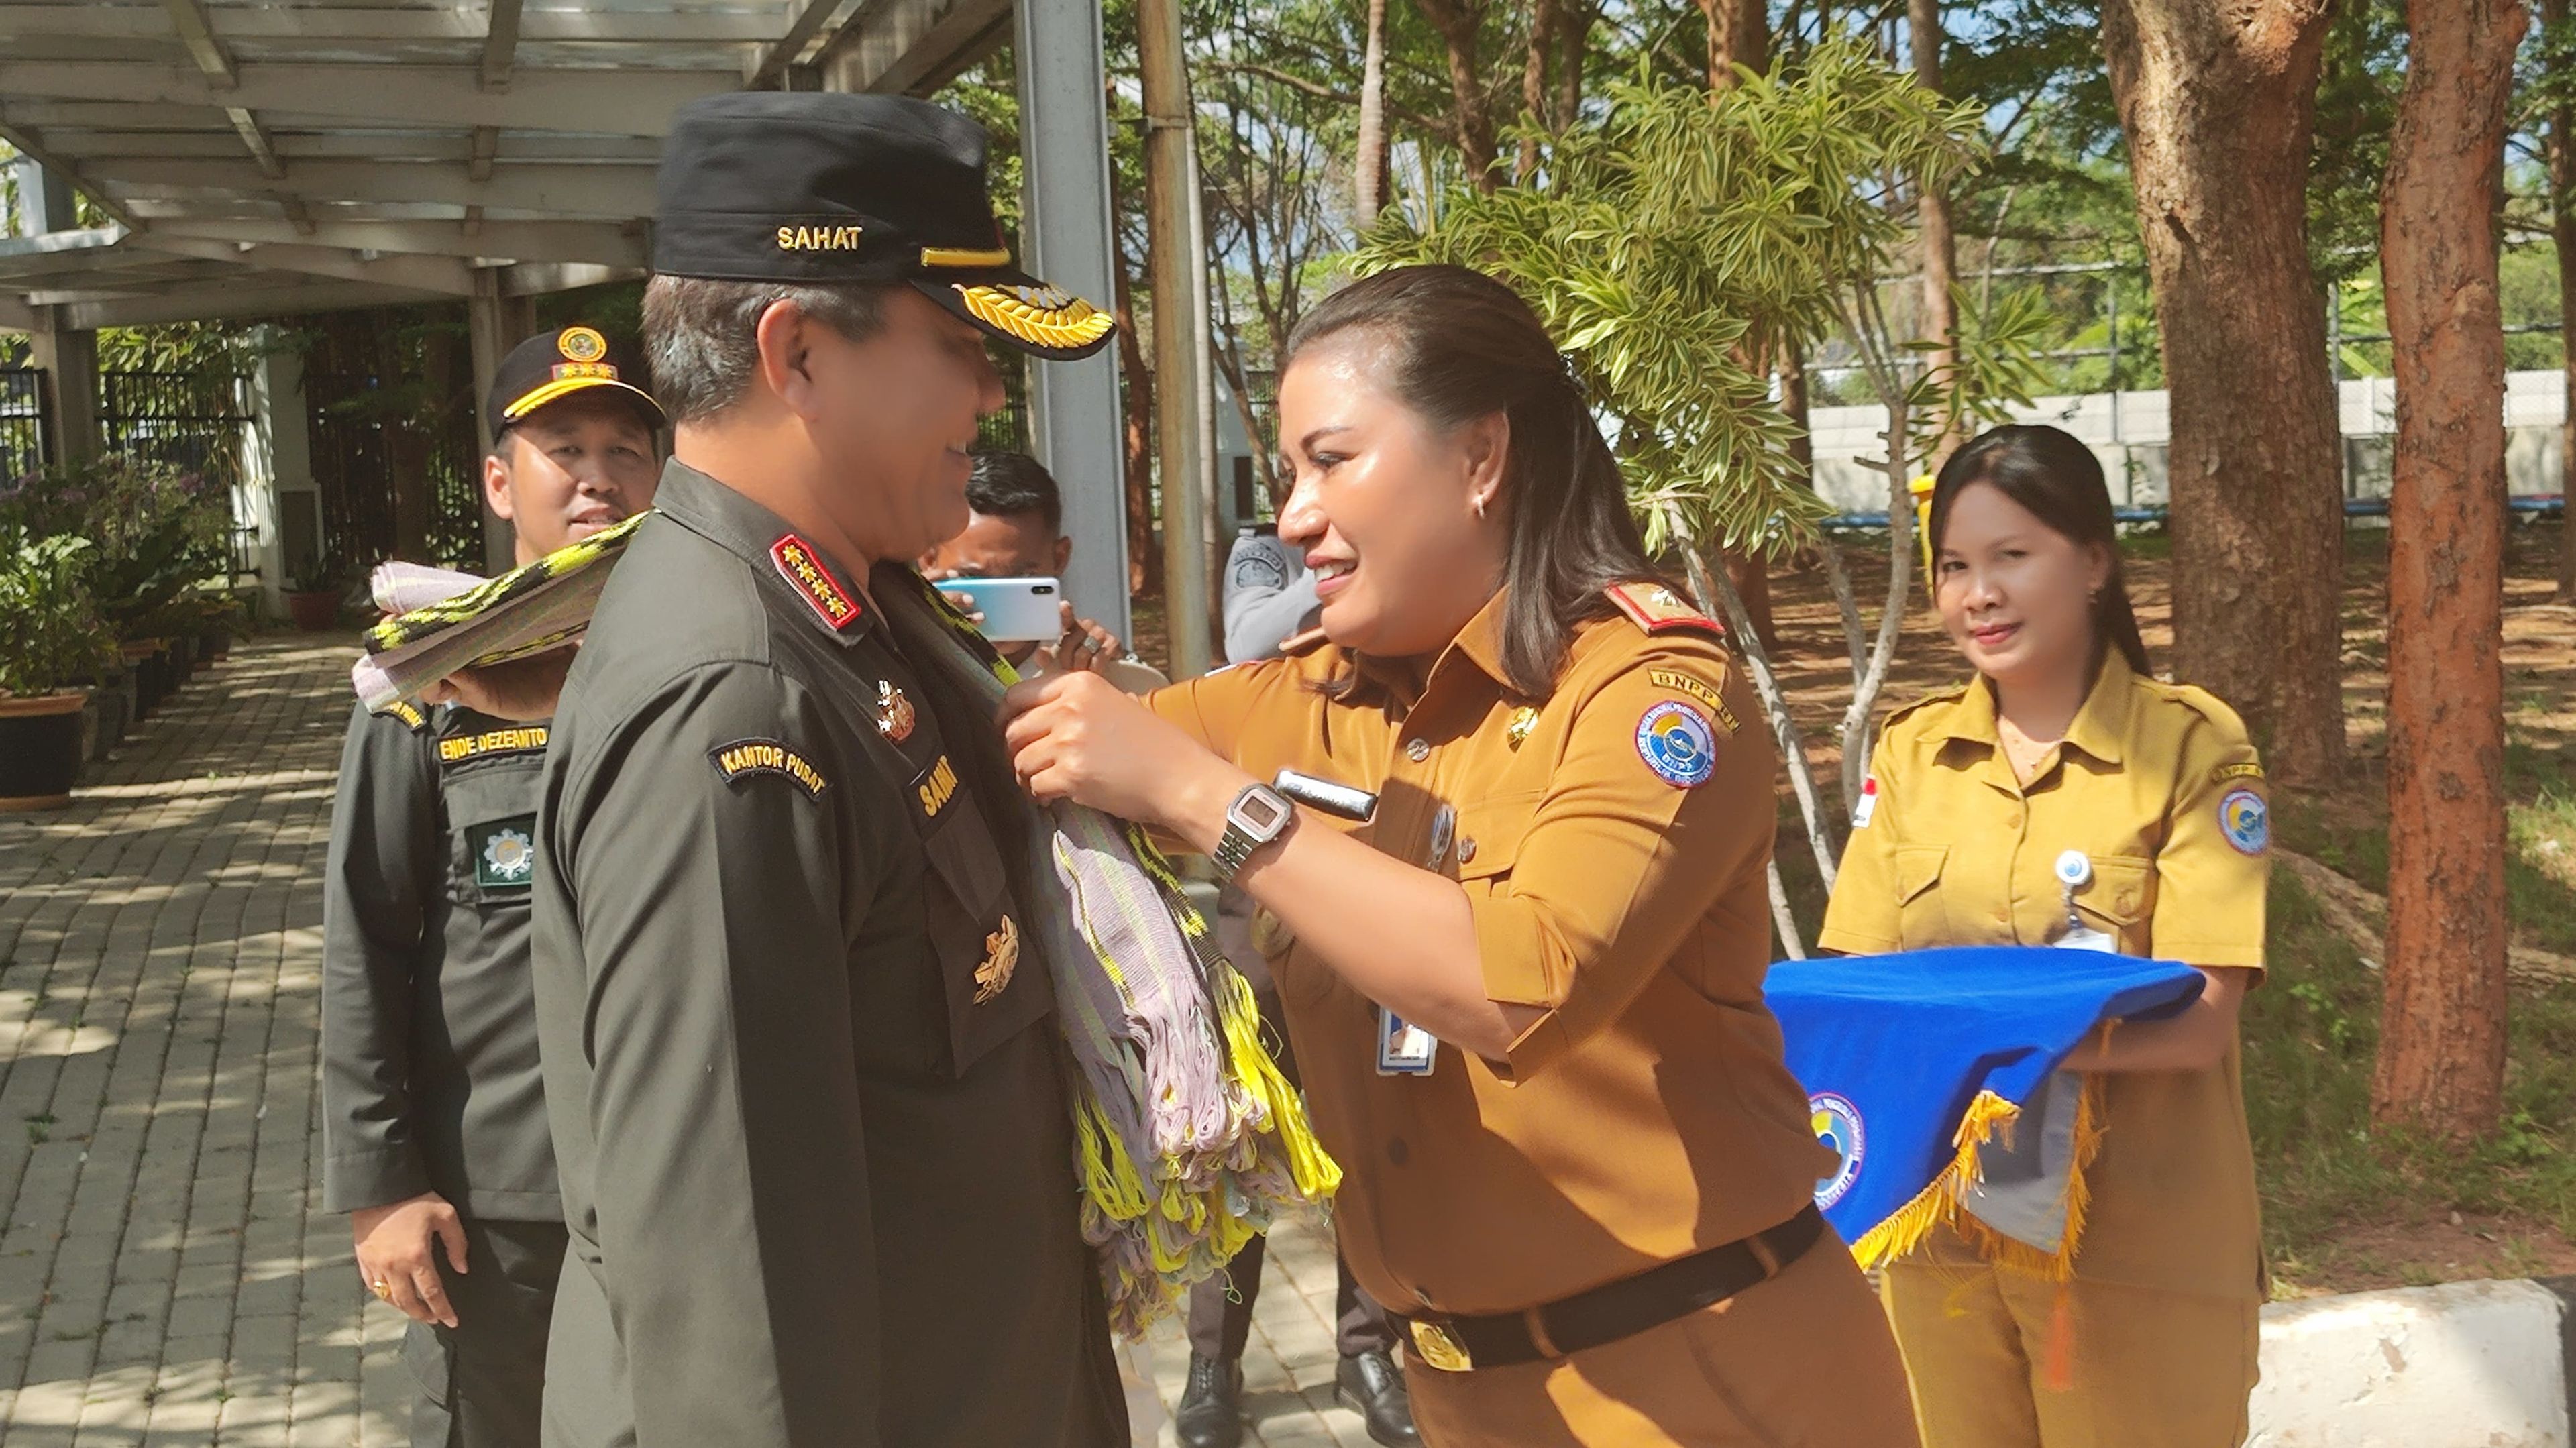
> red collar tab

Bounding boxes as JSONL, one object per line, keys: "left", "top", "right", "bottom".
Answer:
{"left": 1605, "top": 582, "right": 1726, "bottom": 640}
{"left": 770, "top": 534, "right": 865, "bottom": 632}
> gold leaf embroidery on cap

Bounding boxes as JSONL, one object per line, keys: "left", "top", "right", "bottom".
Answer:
{"left": 953, "top": 283, "right": 1114, "bottom": 349}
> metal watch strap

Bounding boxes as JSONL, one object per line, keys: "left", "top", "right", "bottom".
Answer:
{"left": 1213, "top": 783, "right": 1289, "bottom": 880}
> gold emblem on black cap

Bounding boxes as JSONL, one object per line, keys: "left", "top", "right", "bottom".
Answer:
{"left": 953, "top": 282, "right": 1114, "bottom": 352}
{"left": 556, "top": 326, "right": 607, "bottom": 363}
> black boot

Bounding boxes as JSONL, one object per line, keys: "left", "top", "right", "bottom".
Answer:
{"left": 1336, "top": 1349, "right": 1421, "bottom": 1447}
{"left": 1175, "top": 1353, "right": 1246, "bottom": 1448}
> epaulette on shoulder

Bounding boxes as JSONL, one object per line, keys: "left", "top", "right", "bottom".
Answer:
{"left": 2139, "top": 675, "right": 2254, "bottom": 741}
{"left": 1882, "top": 681, "right": 1974, "bottom": 732}
{"left": 1278, "top": 626, "right": 1330, "bottom": 658}
{"left": 1604, "top": 581, "right": 1725, "bottom": 642}
{"left": 370, "top": 698, "right": 432, "bottom": 734}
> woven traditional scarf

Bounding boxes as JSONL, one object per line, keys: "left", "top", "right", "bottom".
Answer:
{"left": 1765, "top": 945, "right": 2203, "bottom": 1277}
{"left": 350, "top": 513, "right": 1340, "bottom": 1335}
{"left": 872, "top": 573, "right": 1340, "bottom": 1336}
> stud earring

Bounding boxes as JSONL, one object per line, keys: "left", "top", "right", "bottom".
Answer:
{"left": 1473, "top": 496, "right": 1489, "bottom": 520}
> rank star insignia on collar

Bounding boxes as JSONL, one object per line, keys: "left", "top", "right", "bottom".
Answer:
{"left": 973, "top": 915, "right": 1020, "bottom": 1004}
{"left": 875, "top": 680, "right": 916, "bottom": 741}
{"left": 770, "top": 533, "right": 865, "bottom": 632}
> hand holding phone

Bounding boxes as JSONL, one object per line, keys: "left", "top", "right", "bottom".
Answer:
{"left": 943, "top": 576, "right": 1062, "bottom": 643}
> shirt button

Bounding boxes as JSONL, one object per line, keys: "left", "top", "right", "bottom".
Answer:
{"left": 1456, "top": 839, "right": 1478, "bottom": 865}
{"left": 1387, "top": 1138, "right": 1409, "bottom": 1166}
{"left": 1405, "top": 738, "right": 1430, "bottom": 763}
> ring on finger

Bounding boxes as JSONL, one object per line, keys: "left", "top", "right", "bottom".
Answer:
{"left": 370, "top": 1279, "right": 392, "bottom": 1301}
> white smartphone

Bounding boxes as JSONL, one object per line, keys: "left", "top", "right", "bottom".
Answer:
{"left": 945, "top": 576, "right": 1062, "bottom": 643}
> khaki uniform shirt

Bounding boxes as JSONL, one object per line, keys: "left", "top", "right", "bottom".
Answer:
{"left": 1819, "top": 652, "right": 2269, "bottom": 1299}
{"left": 1146, "top": 588, "right": 1831, "bottom": 1318}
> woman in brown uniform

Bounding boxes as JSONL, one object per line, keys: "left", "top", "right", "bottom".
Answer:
{"left": 1819, "top": 425, "right": 2269, "bottom": 1447}
{"left": 1002, "top": 265, "right": 1918, "bottom": 1446}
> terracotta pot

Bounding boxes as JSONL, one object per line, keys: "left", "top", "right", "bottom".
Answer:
{"left": 0, "top": 691, "right": 87, "bottom": 810}
{"left": 286, "top": 590, "right": 341, "bottom": 632}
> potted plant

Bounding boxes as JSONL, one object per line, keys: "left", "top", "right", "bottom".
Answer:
{"left": 0, "top": 531, "right": 115, "bottom": 810}
{"left": 285, "top": 556, "right": 351, "bottom": 632}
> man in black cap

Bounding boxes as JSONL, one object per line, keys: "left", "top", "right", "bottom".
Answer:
{"left": 527, "top": 93, "right": 1127, "bottom": 1447}
{"left": 322, "top": 327, "right": 663, "bottom": 1448}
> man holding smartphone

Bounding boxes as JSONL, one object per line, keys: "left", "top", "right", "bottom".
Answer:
{"left": 921, "top": 449, "right": 1125, "bottom": 673}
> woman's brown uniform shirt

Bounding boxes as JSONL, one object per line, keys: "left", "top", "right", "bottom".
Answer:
{"left": 1144, "top": 588, "right": 1833, "bottom": 1317}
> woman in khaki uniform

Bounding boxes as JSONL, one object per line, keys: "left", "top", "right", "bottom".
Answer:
{"left": 1002, "top": 265, "right": 1919, "bottom": 1446}
{"left": 1820, "top": 425, "right": 2269, "bottom": 1448}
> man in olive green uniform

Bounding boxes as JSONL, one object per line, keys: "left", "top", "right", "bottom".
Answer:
{"left": 528, "top": 93, "right": 1126, "bottom": 1447}
{"left": 322, "top": 328, "right": 663, "bottom": 1447}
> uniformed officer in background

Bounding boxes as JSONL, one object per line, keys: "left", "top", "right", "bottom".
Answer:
{"left": 527, "top": 93, "right": 1126, "bottom": 1447}
{"left": 1179, "top": 524, "right": 1417, "bottom": 1448}
{"left": 322, "top": 326, "right": 664, "bottom": 1447}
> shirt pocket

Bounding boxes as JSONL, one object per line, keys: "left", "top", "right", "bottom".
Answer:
{"left": 441, "top": 761, "right": 544, "bottom": 909}
{"left": 916, "top": 804, "right": 1051, "bottom": 1079}
{"left": 2071, "top": 854, "right": 2157, "bottom": 955}
{"left": 1449, "top": 790, "right": 1542, "bottom": 885}
{"left": 1893, "top": 843, "right": 1951, "bottom": 948}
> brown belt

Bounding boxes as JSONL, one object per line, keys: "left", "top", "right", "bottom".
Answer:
{"left": 1396, "top": 1205, "right": 1826, "bottom": 1372}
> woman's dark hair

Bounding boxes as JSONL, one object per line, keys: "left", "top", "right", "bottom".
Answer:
{"left": 1928, "top": 423, "right": 2151, "bottom": 677}
{"left": 1281, "top": 264, "right": 1661, "bottom": 698}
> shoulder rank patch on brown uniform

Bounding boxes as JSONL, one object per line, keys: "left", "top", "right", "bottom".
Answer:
{"left": 438, "top": 725, "right": 549, "bottom": 765}
{"left": 770, "top": 533, "right": 865, "bottom": 632}
{"left": 709, "top": 738, "right": 829, "bottom": 799}
{"left": 1647, "top": 668, "right": 1740, "bottom": 735}
{"left": 1605, "top": 581, "right": 1726, "bottom": 641}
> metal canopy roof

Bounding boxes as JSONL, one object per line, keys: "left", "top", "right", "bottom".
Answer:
{"left": 0, "top": 0, "right": 1012, "bottom": 330}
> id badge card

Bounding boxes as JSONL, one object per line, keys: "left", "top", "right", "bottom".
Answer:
{"left": 1377, "top": 1005, "right": 1438, "bottom": 1076}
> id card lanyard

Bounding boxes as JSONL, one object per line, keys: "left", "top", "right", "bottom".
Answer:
{"left": 1378, "top": 804, "right": 1457, "bottom": 1076}
{"left": 2050, "top": 850, "right": 2118, "bottom": 954}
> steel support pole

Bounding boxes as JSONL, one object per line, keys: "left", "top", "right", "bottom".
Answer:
{"left": 1138, "top": 0, "right": 1212, "bottom": 679}
{"left": 466, "top": 267, "right": 517, "bottom": 573}
{"left": 1014, "top": 0, "right": 1133, "bottom": 643}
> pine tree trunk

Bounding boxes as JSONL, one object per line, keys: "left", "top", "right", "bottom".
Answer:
{"left": 1357, "top": 0, "right": 1391, "bottom": 217}
{"left": 1414, "top": 0, "right": 1499, "bottom": 190}
{"left": 2374, "top": 0, "right": 2523, "bottom": 1144}
{"left": 1695, "top": 0, "right": 1768, "bottom": 87}
{"left": 2549, "top": 0, "right": 2576, "bottom": 600}
{"left": 2100, "top": 0, "right": 2343, "bottom": 785}
{"left": 1910, "top": 0, "right": 1963, "bottom": 462}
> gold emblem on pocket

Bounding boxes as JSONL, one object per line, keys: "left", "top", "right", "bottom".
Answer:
{"left": 974, "top": 915, "right": 1020, "bottom": 1004}
{"left": 875, "top": 680, "right": 916, "bottom": 742}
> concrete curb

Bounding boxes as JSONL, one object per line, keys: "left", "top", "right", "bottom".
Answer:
{"left": 2248, "top": 1278, "right": 2571, "bottom": 1447}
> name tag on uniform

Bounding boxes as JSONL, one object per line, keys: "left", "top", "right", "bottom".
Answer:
{"left": 1377, "top": 1005, "right": 1437, "bottom": 1076}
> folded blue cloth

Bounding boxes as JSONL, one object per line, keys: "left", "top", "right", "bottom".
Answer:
{"left": 1766, "top": 946, "right": 2203, "bottom": 1272}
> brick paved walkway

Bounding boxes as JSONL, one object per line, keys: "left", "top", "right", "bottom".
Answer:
{"left": 0, "top": 636, "right": 1381, "bottom": 1448}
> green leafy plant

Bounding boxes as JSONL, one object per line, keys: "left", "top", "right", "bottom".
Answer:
{"left": 0, "top": 529, "right": 115, "bottom": 698}
{"left": 0, "top": 457, "right": 232, "bottom": 640}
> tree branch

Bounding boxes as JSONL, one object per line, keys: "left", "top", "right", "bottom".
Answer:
{"left": 1203, "top": 60, "right": 1446, "bottom": 140}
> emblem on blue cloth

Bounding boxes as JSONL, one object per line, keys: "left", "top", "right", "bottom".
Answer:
{"left": 1810, "top": 1091, "right": 1866, "bottom": 1208}
{"left": 1634, "top": 701, "right": 1716, "bottom": 788}
{"left": 2219, "top": 787, "right": 2269, "bottom": 856}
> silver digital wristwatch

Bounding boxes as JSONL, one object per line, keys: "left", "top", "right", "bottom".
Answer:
{"left": 1212, "top": 782, "right": 1294, "bottom": 879}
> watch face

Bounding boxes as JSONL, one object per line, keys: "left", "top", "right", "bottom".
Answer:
{"left": 1234, "top": 788, "right": 1291, "bottom": 834}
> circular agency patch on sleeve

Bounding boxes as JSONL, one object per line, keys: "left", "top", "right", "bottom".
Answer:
{"left": 1635, "top": 700, "right": 1717, "bottom": 788}
{"left": 2219, "top": 787, "right": 2269, "bottom": 856}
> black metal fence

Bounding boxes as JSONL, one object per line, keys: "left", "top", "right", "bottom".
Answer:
{"left": 99, "top": 370, "right": 253, "bottom": 575}
{"left": 0, "top": 367, "right": 46, "bottom": 481}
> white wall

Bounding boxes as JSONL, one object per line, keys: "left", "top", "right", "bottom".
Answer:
{"left": 1805, "top": 372, "right": 2572, "bottom": 512}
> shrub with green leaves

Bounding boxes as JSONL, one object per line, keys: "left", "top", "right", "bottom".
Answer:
{"left": 1351, "top": 36, "right": 2029, "bottom": 555}
{"left": 0, "top": 457, "right": 232, "bottom": 638}
{"left": 0, "top": 530, "right": 115, "bottom": 698}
